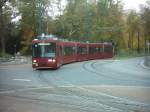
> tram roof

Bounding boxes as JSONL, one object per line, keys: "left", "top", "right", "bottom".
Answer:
{"left": 33, "top": 34, "right": 112, "bottom": 45}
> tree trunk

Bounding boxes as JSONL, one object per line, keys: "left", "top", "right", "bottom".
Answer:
{"left": 128, "top": 32, "right": 131, "bottom": 49}
{"left": 137, "top": 31, "right": 140, "bottom": 53}
{"left": 131, "top": 31, "right": 134, "bottom": 51}
{"left": 144, "top": 33, "right": 147, "bottom": 53}
{"left": 0, "top": 35, "right": 6, "bottom": 56}
{"left": 0, "top": 5, "right": 6, "bottom": 56}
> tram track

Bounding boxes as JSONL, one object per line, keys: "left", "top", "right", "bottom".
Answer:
{"left": 33, "top": 61, "right": 150, "bottom": 112}
{"left": 37, "top": 70, "right": 53, "bottom": 86}
{"left": 1, "top": 60, "right": 150, "bottom": 112}
{"left": 0, "top": 70, "right": 103, "bottom": 112}
{"left": 82, "top": 60, "right": 118, "bottom": 80}
{"left": 0, "top": 68, "right": 125, "bottom": 112}
{"left": 33, "top": 65, "right": 128, "bottom": 111}
{"left": 1, "top": 92, "right": 102, "bottom": 112}
{"left": 82, "top": 60, "right": 150, "bottom": 85}
{"left": 80, "top": 60, "right": 150, "bottom": 111}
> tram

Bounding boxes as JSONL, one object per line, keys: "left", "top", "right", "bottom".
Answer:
{"left": 32, "top": 35, "right": 113, "bottom": 69}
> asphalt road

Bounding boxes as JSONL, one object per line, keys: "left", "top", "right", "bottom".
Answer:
{"left": 0, "top": 57, "right": 150, "bottom": 112}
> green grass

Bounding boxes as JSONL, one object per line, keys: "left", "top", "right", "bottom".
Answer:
{"left": 113, "top": 50, "right": 148, "bottom": 60}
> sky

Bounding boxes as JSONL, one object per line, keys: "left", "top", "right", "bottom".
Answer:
{"left": 122, "top": 0, "right": 147, "bottom": 11}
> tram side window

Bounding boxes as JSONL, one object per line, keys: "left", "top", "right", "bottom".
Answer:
{"left": 98, "top": 47, "right": 103, "bottom": 53}
{"left": 94, "top": 47, "right": 103, "bottom": 53}
{"left": 96, "top": 47, "right": 99, "bottom": 53}
{"left": 64, "top": 46, "right": 75, "bottom": 56}
{"left": 104, "top": 47, "right": 113, "bottom": 53}
{"left": 32, "top": 44, "right": 40, "bottom": 57}
{"left": 77, "top": 47, "right": 87, "bottom": 55}
{"left": 89, "top": 47, "right": 96, "bottom": 54}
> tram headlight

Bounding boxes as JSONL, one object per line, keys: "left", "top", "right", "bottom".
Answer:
{"left": 33, "top": 60, "right": 37, "bottom": 63}
{"left": 48, "top": 59, "right": 53, "bottom": 62}
{"left": 52, "top": 59, "right": 56, "bottom": 62}
{"left": 48, "top": 59, "right": 56, "bottom": 63}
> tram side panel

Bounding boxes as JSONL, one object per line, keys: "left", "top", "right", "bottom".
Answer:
{"left": 103, "top": 44, "right": 113, "bottom": 58}
{"left": 55, "top": 42, "right": 64, "bottom": 68}
{"left": 76, "top": 43, "right": 88, "bottom": 61}
{"left": 88, "top": 43, "right": 104, "bottom": 60}
{"left": 62, "top": 42, "right": 77, "bottom": 64}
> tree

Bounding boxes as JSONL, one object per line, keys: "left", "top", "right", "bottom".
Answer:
{"left": 126, "top": 10, "right": 137, "bottom": 50}
{"left": 141, "top": 0, "right": 150, "bottom": 51}
{"left": 1, "top": 0, "right": 148, "bottom": 55}
{"left": 18, "top": 0, "right": 50, "bottom": 54}
{"left": 55, "top": 0, "right": 125, "bottom": 45}
{"left": 0, "top": 0, "right": 11, "bottom": 56}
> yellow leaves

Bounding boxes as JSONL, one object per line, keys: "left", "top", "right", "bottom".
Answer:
{"left": 20, "top": 25, "right": 35, "bottom": 54}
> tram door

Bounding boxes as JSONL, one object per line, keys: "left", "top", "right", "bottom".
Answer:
{"left": 58, "top": 45, "right": 63, "bottom": 65}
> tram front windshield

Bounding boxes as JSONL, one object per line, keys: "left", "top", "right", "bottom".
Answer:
{"left": 32, "top": 43, "right": 56, "bottom": 58}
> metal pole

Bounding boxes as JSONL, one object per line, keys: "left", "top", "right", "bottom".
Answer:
{"left": 148, "top": 43, "right": 150, "bottom": 54}
{"left": 14, "top": 44, "right": 16, "bottom": 57}
{"left": 137, "top": 31, "right": 140, "bottom": 53}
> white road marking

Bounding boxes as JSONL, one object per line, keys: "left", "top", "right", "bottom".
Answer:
{"left": 79, "top": 85, "right": 150, "bottom": 89}
{"left": 114, "top": 59, "right": 120, "bottom": 61}
{"left": 13, "top": 79, "right": 31, "bottom": 82}
{"left": 0, "top": 90, "right": 15, "bottom": 94}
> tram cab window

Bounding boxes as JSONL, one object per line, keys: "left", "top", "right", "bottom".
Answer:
{"left": 32, "top": 43, "right": 56, "bottom": 58}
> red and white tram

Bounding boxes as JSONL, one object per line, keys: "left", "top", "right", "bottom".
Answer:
{"left": 32, "top": 35, "right": 113, "bottom": 69}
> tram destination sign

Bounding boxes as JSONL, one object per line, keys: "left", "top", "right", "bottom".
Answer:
{"left": 38, "top": 43, "right": 51, "bottom": 45}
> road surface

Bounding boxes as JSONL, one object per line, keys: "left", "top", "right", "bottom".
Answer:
{"left": 0, "top": 57, "right": 150, "bottom": 112}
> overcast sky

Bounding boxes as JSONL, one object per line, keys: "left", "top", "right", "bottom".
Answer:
{"left": 122, "top": 0, "right": 147, "bottom": 11}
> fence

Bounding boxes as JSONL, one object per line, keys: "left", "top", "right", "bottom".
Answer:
{"left": 0, "top": 56, "right": 31, "bottom": 64}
